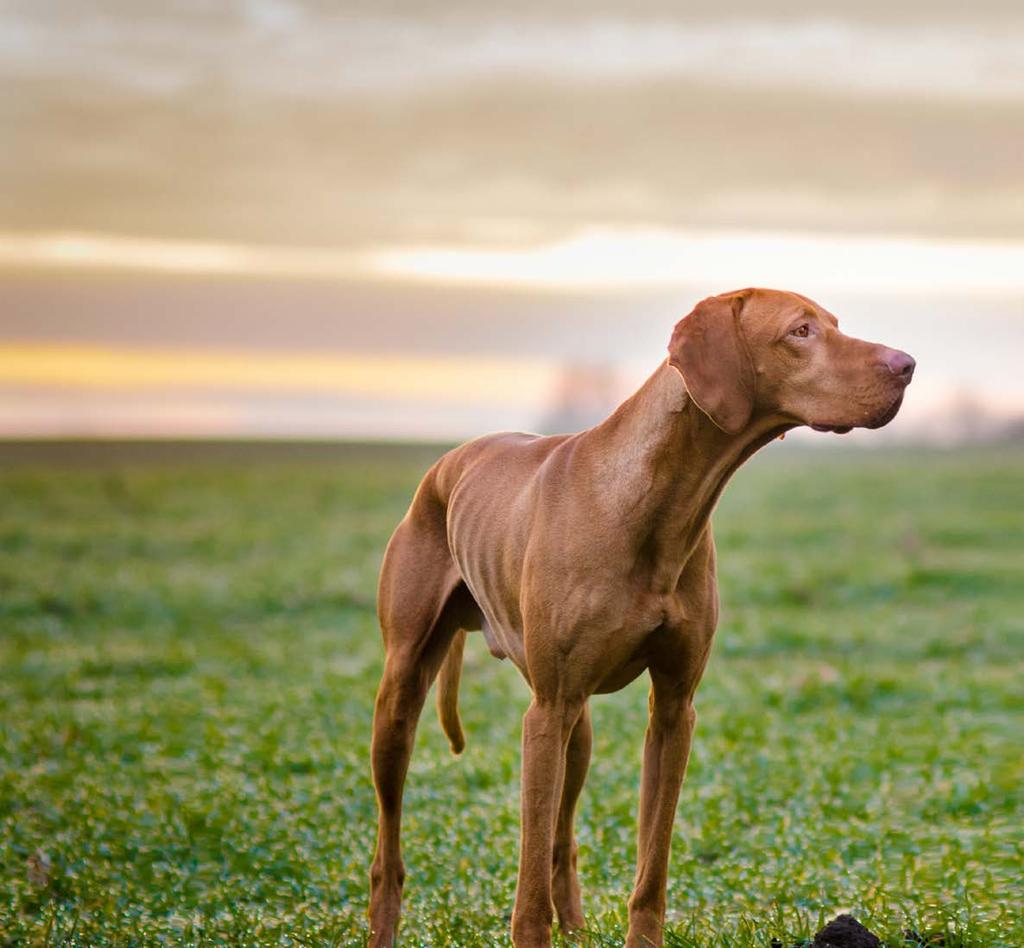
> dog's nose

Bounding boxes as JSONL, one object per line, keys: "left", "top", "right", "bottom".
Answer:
{"left": 881, "top": 349, "right": 915, "bottom": 381}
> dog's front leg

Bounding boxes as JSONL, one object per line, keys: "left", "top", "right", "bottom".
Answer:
{"left": 511, "top": 697, "right": 584, "bottom": 947}
{"left": 552, "top": 702, "right": 592, "bottom": 934}
{"left": 626, "top": 681, "right": 696, "bottom": 947}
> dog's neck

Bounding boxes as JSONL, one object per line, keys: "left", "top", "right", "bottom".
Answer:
{"left": 583, "top": 361, "right": 791, "bottom": 593}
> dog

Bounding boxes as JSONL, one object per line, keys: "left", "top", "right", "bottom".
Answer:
{"left": 368, "top": 287, "right": 915, "bottom": 946}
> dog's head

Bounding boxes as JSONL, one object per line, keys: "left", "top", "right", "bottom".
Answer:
{"left": 667, "top": 288, "right": 915, "bottom": 435}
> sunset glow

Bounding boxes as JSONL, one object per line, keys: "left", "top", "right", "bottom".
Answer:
{"left": 3, "top": 229, "right": 1024, "bottom": 295}
{"left": 0, "top": 344, "right": 556, "bottom": 406}
{"left": 371, "top": 229, "right": 1024, "bottom": 294}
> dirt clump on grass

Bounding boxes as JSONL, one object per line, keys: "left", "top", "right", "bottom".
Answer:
{"left": 772, "top": 914, "right": 882, "bottom": 948}
{"left": 810, "top": 915, "right": 881, "bottom": 948}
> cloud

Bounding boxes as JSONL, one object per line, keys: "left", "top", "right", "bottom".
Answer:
{"left": 4, "top": 78, "right": 1023, "bottom": 247}
{"left": 2, "top": 4, "right": 1024, "bottom": 249}
{"left": 318, "top": 17, "right": 1024, "bottom": 101}
{"left": 8, "top": 5, "right": 1024, "bottom": 100}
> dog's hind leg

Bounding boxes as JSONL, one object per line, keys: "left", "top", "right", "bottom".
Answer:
{"left": 368, "top": 506, "right": 469, "bottom": 947}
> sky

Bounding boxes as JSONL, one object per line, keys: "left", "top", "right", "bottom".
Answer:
{"left": 1, "top": 0, "right": 1023, "bottom": 439}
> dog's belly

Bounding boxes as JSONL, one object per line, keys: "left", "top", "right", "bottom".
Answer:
{"left": 593, "top": 653, "right": 650, "bottom": 693}
{"left": 447, "top": 476, "right": 532, "bottom": 673}
{"left": 449, "top": 542, "right": 527, "bottom": 671}
{"left": 447, "top": 506, "right": 527, "bottom": 664}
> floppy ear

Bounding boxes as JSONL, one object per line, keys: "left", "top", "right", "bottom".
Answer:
{"left": 667, "top": 290, "right": 755, "bottom": 434}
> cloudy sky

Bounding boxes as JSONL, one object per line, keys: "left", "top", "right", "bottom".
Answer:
{"left": 2, "top": 0, "right": 1022, "bottom": 438}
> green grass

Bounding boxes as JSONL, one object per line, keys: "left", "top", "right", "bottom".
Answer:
{"left": 1, "top": 441, "right": 1021, "bottom": 946}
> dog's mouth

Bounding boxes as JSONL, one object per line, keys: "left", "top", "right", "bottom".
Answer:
{"left": 809, "top": 423, "right": 853, "bottom": 434}
{"left": 809, "top": 392, "right": 905, "bottom": 435}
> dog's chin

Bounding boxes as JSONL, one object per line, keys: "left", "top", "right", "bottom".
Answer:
{"left": 863, "top": 391, "right": 905, "bottom": 430}
{"left": 808, "top": 392, "right": 905, "bottom": 434}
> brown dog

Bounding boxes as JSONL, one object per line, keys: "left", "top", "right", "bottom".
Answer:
{"left": 369, "top": 288, "right": 914, "bottom": 947}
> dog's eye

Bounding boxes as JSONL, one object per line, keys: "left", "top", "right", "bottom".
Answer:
{"left": 790, "top": 324, "right": 811, "bottom": 338}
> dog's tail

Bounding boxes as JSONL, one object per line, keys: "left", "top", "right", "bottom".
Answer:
{"left": 436, "top": 628, "right": 467, "bottom": 755}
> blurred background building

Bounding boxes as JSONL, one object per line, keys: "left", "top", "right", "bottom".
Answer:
{"left": 2, "top": 1, "right": 1022, "bottom": 442}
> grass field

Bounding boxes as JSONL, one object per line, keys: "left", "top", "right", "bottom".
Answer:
{"left": 1, "top": 441, "right": 1021, "bottom": 946}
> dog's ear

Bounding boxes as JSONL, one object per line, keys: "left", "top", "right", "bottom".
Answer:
{"left": 667, "top": 290, "right": 755, "bottom": 434}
